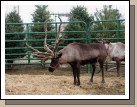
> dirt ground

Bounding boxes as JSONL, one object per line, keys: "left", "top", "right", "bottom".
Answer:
{"left": 5, "top": 65, "right": 125, "bottom": 95}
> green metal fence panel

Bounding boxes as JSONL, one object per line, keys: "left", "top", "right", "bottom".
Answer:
{"left": 5, "top": 19, "right": 125, "bottom": 73}
{"left": 5, "top": 21, "right": 88, "bottom": 66}
{"left": 88, "top": 19, "right": 125, "bottom": 43}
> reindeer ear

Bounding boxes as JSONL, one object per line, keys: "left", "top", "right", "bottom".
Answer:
{"left": 56, "top": 52, "right": 62, "bottom": 58}
{"left": 108, "top": 40, "right": 111, "bottom": 44}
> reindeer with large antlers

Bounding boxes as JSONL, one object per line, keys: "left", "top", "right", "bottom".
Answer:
{"left": 26, "top": 17, "right": 108, "bottom": 87}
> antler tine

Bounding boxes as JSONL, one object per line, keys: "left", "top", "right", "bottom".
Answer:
{"left": 99, "top": 38, "right": 104, "bottom": 42}
{"left": 95, "top": 37, "right": 99, "bottom": 43}
{"left": 99, "top": 38, "right": 106, "bottom": 44}
{"left": 44, "top": 19, "right": 54, "bottom": 56}
{"left": 94, "top": 37, "right": 103, "bottom": 43}
{"left": 101, "top": 38, "right": 104, "bottom": 41}
{"left": 26, "top": 42, "right": 39, "bottom": 52}
{"left": 57, "top": 16, "right": 62, "bottom": 39}
{"left": 52, "top": 16, "right": 63, "bottom": 54}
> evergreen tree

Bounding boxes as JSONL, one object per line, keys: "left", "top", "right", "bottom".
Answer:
{"left": 64, "top": 5, "right": 94, "bottom": 45}
{"left": 30, "top": 5, "right": 54, "bottom": 51}
{"left": 5, "top": 10, "right": 25, "bottom": 66}
{"left": 92, "top": 5, "right": 125, "bottom": 43}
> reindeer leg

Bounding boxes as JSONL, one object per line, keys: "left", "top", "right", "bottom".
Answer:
{"left": 99, "top": 61, "right": 105, "bottom": 84}
{"left": 113, "top": 57, "right": 121, "bottom": 77}
{"left": 73, "top": 69, "right": 77, "bottom": 85}
{"left": 115, "top": 58, "right": 121, "bottom": 77}
{"left": 89, "top": 64, "right": 96, "bottom": 84}
{"left": 70, "top": 63, "right": 77, "bottom": 85}
{"left": 75, "top": 62, "right": 81, "bottom": 87}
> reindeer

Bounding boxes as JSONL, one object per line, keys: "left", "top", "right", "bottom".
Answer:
{"left": 26, "top": 17, "right": 108, "bottom": 87}
{"left": 98, "top": 39, "right": 125, "bottom": 77}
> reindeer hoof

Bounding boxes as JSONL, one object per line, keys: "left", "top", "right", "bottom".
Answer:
{"left": 101, "top": 81, "right": 105, "bottom": 84}
{"left": 88, "top": 80, "right": 93, "bottom": 85}
{"left": 74, "top": 84, "right": 81, "bottom": 87}
{"left": 74, "top": 82, "right": 81, "bottom": 87}
{"left": 76, "top": 83, "right": 80, "bottom": 86}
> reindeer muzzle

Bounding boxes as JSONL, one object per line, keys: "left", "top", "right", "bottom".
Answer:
{"left": 48, "top": 61, "right": 60, "bottom": 72}
{"left": 48, "top": 67, "right": 54, "bottom": 72}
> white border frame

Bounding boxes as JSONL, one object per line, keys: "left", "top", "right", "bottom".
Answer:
{"left": 1, "top": 1, "right": 129, "bottom": 99}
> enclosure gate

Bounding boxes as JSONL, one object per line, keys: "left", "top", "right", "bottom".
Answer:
{"left": 5, "top": 19, "right": 125, "bottom": 72}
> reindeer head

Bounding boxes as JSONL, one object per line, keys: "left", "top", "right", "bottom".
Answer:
{"left": 97, "top": 39, "right": 111, "bottom": 50}
{"left": 48, "top": 52, "right": 62, "bottom": 72}
{"left": 26, "top": 16, "right": 63, "bottom": 68}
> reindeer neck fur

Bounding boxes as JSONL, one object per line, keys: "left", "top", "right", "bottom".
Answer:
{"left": 108, "top": 42, "right": 116, "bottom": 51}
{"left": 108, "top": 42, "right": 125, "bottom": 60}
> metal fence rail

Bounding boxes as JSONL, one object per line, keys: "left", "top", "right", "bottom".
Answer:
{"left": 5, "top": 19, "right": 125, "bottom": 72}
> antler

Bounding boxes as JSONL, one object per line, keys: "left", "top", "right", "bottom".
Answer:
{"left": 95, "top": 38, "right": 104, "bottom": 43}
{"left": 52, "top": 16, "right": 63, "bottom": 56}
{"left": 44, "top": 19, "right": 54, "bottom": 56}
{"left": 26, "top": 16, "right": 63, "bottom": 61}
{"left": 25, "top": 19, "right": 53, "bottom": 61}
{"left": 97, "top": 38, "right": 111, "bottom": 44}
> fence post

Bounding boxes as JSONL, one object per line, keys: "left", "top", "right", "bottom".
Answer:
{"left": 87, "top": 22, "right": 93, "bottom": 73}
{"left": 25, "top": 24, "right": 30, "bottom": 64}
{"left": 55, "top": 22, "right": 58, "bottom": 51}
{"left": 117, "top": 20, "right": 121, "bottom": 42}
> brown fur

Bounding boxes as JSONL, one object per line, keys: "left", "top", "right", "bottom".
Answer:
{"left": 59, "top": 42, "right": 107, "bottom": 64}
